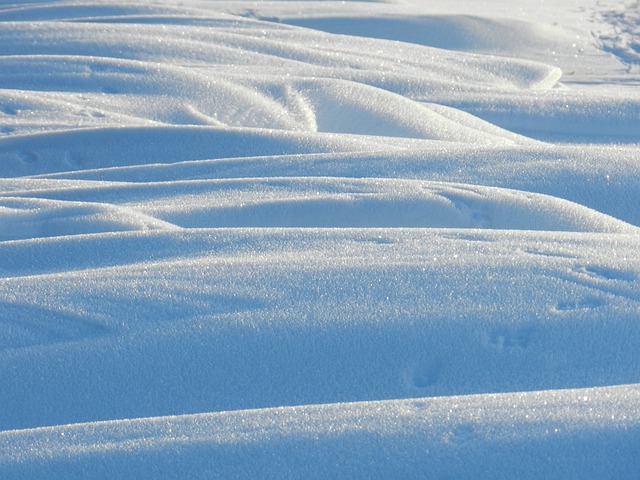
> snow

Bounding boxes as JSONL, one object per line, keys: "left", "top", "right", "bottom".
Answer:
{"left": 0, "top": 0, "right": 639, "bottom": 477}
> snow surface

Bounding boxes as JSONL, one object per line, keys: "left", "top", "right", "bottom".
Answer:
{"left": 1, "top": 0, "right": 639, "bottom": 477}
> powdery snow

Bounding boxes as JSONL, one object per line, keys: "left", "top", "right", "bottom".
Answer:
{"left": 0, "top": 0, "right": 639, "bottom": 478}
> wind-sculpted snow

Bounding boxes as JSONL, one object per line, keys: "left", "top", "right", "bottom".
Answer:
{"left": 0, "top": 195, "right": 181, "bottom": 241}
{"left": 2, "top": 385, "right": 640, "bottom": 479}
{"left": 2, "top": 229, "right": 640, "bottom": 431}
{"left": 1, "top": 0, "right": 639, "bottom": 477}
{"left": 2, "top": 177, "right": 638, "bottom": 233}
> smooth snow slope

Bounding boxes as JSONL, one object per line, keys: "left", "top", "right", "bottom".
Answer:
{"left": 0, "top": 0, "right": 639, "bottom": 478}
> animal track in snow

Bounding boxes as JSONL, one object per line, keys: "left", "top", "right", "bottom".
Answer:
{"left": 443, "top": 232, "right": 492, "bottom": 243}
{"left": 440, "top": 192, "right": 493, "bottom": 228}
{"left": 555, "top": 296, "right": 606, "bottom": 312}
{"left": 487, "top": 325, "right": 534, "bottom": 352}
{"left": 558, "top": 264, "right": 640, "bottom": 304}
{"left": 597, "top": 3, "right": 640, "bottom": 71}
{"left": 0, "top": 304, "right": 108, "bottom": 351}
{"left": 411, "top": 400, "right": 431, "bottom": 411}
{"left": 410, "top": 357, "right": 442, "bottom": 389}
{"left": 522, "top": 248, "right": 576, "bottom": 260}
{"left": 352, "top": 236, "right": 395, "bottom": 246}
{"left": 64, "top": 151, "right": 86, "bottom": 167}
{"left": 572, "top": 265, "right": 636, "bottom": 282}
{"left": 18, "top": 151, "right": 39, "bottom": 164}
{"left": 0, "top": 105, "right": 17, "bottom": 116}
{"left": 445, "top": 423, "right": 477, "bottom": 446}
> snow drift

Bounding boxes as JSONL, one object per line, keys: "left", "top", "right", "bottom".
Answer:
{"left": 1, "top": 0, "right": 639, "bottom": 477}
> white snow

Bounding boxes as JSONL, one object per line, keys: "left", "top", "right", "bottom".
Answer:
{"left": 1, "top": 0, "right": 639, "bottom": 477}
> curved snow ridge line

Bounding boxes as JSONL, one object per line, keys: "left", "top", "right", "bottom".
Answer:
{"left": 1, "top": 229, "right": 639, "bottom": 427}
{"left": 0, "top": 87, "right": 162, "bottom": 137}
{"left": 434, "top": 91, "right": 640, "bottom": 144}
{"left": 0, "top": 126, "right": 408, "bottom": 178}
{"left": 0, "top": 302, "right": 109, "bottom": 352}
{"left": 0, "top": 196, "right": 179, "bottom": 242}
{"left": 281, "top": 13, "right": 569, "bottom": 88}
{"left": 0, "top": 1, "right": 246, "bottom": 23}
{"left": 0, "top": 55, "right": 311, "bottom": 133}
{"left": 259, "top": 78, "right": 535, "bottom": 143}
{"left": 4, "top": 176, "right": 638, "bottom": 233}
{"left": 1, "top": 384, "right": 639, "bottom": 478}
{"left": 0, "top": 11, "right": 563, "bottom": 91}
{"left": 24, "top": 143, "right": 640, "bottom": 228}
{"left": 280, "top": 13, "right": 582, "bottom": 59}
{"left": 1, "top": 226, "right": 639, "bottom": 279}
{"left": 0, "top": 55, "right": 536, "bottom": 144}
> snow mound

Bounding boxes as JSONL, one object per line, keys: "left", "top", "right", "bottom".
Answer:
{"left": 0, "top": 126, "right": 391, "bottom": 177}
{"left": 2, "top": 229, "right": 640, "bottom": 432}
{"left": 283, "top": 14, "right": 580, "bottom": 65}
{"left": 2, "top": 384, "right": 639, "bottom": 479}
{"left": 0, "top": 197, "right": 178, "bottom": 241}
{"left": 4, "top": 177, "right": 635, "bottom": 232}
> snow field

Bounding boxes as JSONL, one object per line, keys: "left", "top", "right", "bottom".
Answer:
{"left": 1, "top": 0, "right": 639, "bottom": 477}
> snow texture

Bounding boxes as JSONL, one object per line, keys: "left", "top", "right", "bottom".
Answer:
{"left": 0, "top": 0, "right": 639, "bottom": 477}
